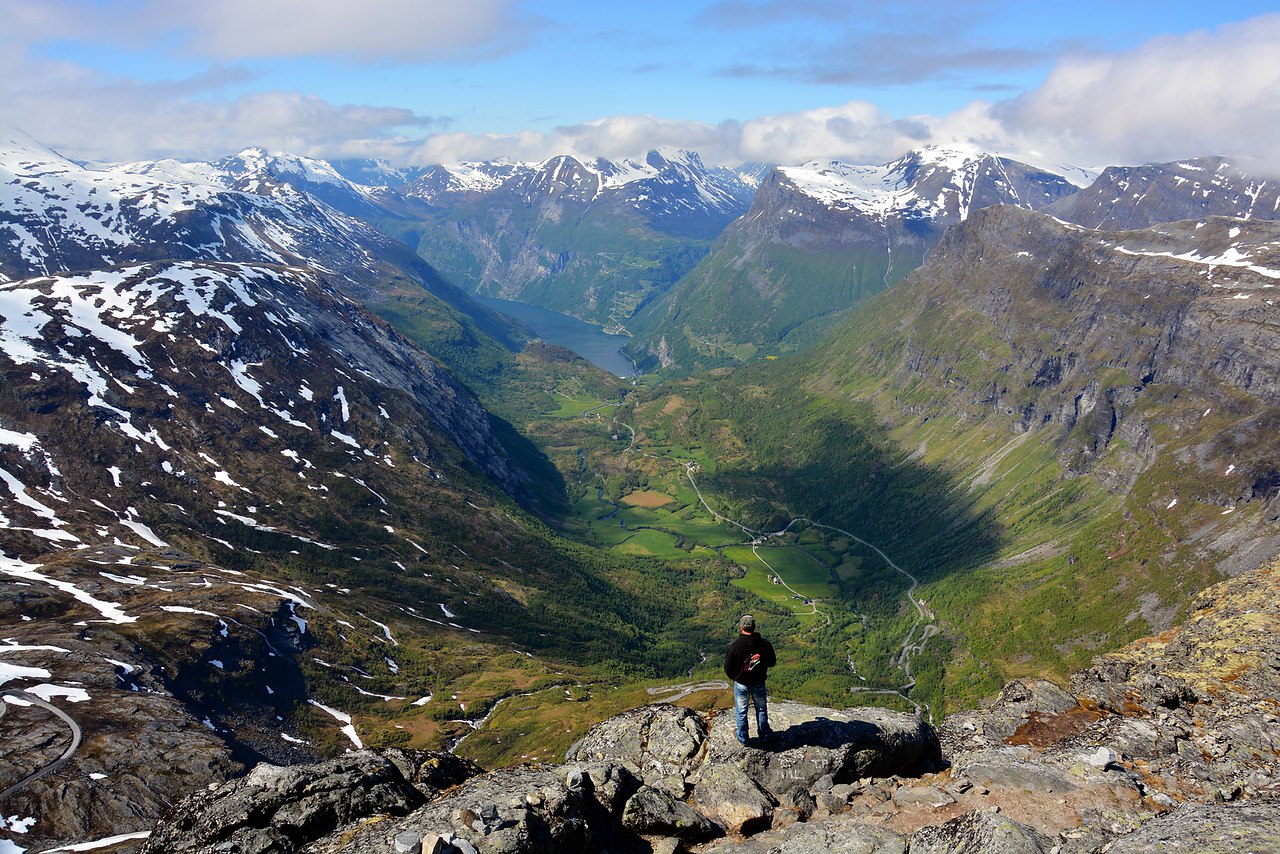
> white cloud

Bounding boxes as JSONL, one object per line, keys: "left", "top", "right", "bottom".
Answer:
{"left": 403, "top": 102, "right": 1016, "bottom": 169}
{"left": 736, "top": 102, "right": 918, "bottom": 165}
{"left": 1000, "top": 14, "right": 1280, "bottom": 171}
{"left": 404, "top": 104, "right": 954, "bottom": 167}
{"left": 1, "top": 53, "right": 434, "bottom": 162}
{"left": 186, "top": 0, "right": 535, "bottom": 62}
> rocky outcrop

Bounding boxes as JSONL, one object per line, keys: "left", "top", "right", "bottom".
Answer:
{"left": 139, "top": 561, "right": 1280, "bottom": 854}
{"left": 142, "top": 701, "right": 938, "bottom": 853}
{"left": 141, "top": 750, "right": 479, "bottom": 854}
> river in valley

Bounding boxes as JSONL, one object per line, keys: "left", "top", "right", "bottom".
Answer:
{"left": 477, "top": 296, "right": 635, "bottom": 377}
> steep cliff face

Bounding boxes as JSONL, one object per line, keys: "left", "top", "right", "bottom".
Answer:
{"left": 834, "top": 206, "right": 1280, "bottom": 490}
{"left": 630, "top": 201, "right": 1280, "bottom": 714}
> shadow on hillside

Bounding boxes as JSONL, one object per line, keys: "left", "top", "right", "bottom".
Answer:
{"left": 711, "top": 402, "right": 1004, "bottom": 595}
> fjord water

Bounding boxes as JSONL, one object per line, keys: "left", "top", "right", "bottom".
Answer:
{"left": 478, "top": 296, "right": 635, "bottom": 377}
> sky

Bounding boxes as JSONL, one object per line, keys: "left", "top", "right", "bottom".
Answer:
{"left": 3, "top": 0, "right": 1280, "bottom": 172}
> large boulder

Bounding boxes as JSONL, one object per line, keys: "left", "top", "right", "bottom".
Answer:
{"left": 699, "top": 815, "right": 907, "bottom": 854}
{"left": 692, "top": 762, "right": 776, "bottom": 834}
{"left": 313, "top": 762, "right": 644, "bottom": 854}
{"left": 703, "top": 702, "right": 942, "bottom": 803}
{"left": 565, "top": 704, "right": 707, "bottom": 795}
{"left": 620, "top": 784, "right": 719, "bottom": 841}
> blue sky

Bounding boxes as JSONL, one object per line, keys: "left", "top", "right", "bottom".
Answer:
{"left": 4, "top": 1, "right": 1280, "bottom": 170}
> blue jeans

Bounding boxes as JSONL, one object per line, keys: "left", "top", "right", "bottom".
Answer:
{"left": 734, "top": 681, "right": 770, "bottom": 742}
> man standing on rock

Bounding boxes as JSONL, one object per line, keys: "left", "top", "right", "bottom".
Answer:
{"left": 724, "top": 614, "right": 776, "bottom": 745}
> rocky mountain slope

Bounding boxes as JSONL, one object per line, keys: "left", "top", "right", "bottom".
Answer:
{"left": 0, "top": 138, "right": 733, "bottom": 853}
{"left": 0, "top": 130, "right": 527, "bottom": 389}
{"left": 625, "top": 146, "right": 1088, "bottom": 371}
{"left": 1046, "top": 155, "right": 1280, "bottom": 230}
{"left": 120, "top": 144, "right": 761, "bottom": 335}
{"left": 136, "top": 558, "right": 1280, "bottom": 854}
{"left": 397, "top": 149, "right": 759, "bottom": 329}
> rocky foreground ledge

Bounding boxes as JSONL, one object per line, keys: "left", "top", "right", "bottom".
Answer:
{"left": 144, "top": 562, "right": 1280, "bottom": 854}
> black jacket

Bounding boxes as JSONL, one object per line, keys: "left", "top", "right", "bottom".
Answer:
{"left": 724, "top": 632, "right": 776, "bottom": 686}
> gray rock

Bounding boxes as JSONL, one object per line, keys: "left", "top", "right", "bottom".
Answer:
{"left": 692, "top": 762, "right": 775, "bottom": 835}
{"left": 706, "top": 702, "right": 942, "bottom": 802}
{"left": 891, "top": 785, "right": 954, "bottom": 808}
{"left": 699, "top": 815, "right": 907, "bottom": 854}
{"left": 565, "top": 704, "right": 706, "bottom": 795}
{"left": 1101, "top": 801, "right": 1280, "bottom": 853}
{"left": 620, "top": 785, "right": 718, "bottom": 841}
{"left": 393, "top": 830, "right": 422, "bottom": 854}
{"left": 939, "top": 678, "right": 1079, "bottom": 755}
{"left": 772, "top": 820, "right": 907, "bottom": 854}
{"left": 318, "top": 764, "right": 625, "bottom": 854}
{"left": 144, "top": 750, "right": 473, "bottom": 854}
{"left": 959, "top": 750, "right": 1075, "bottom": 795}
{"left": 909, "top": 809, "right": 1054, "bottom": 854}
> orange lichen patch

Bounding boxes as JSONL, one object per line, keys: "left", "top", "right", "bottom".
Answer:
{"left": 1006, "top": 705, "right": 1106, "bottom": 749}
{"left": 1120, "top": 700, "right": 1147, "bottom": 717}
{"left": 1222, "top": 662, "right": 1254, "bottom": 683}
{"left": 621, "top": 490, "right": 676, "bottom": 508}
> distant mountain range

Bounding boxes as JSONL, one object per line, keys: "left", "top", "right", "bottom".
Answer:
{"left": 383, "top": 148, "right": 761, "bottom": 330}
{"left": 625, "top": 145, "right": 1091, "bottom": 370}
{"left": 67, "top": 142, "right": 1280, "bottom": 380}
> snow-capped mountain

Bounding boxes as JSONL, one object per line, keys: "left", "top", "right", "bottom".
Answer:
{"left": 1, "top": 132, "right": 379, "bottom": 282}
{"left": 0, "top": 255, "right": 578, "bottom": 848}
{"left": 0, "top": 131, "right": 526, "bottom": 382}
{"left": 399, "top": 160, "right": 534, "bottom": 206}
{"left": 403, "top": 148, "right": 760, "bottom": 326}
{"left": 0, "top": 132, "right": 664, "bottom": 850}
{"left": 777, "top": 144, "right": 1091, "bottom": 221}
{"left": 122, "top": 145, "right": 395, "bottom": 231}
{"left": 404, "top": 148, "right": 757, "bottom": 223}
{"left": 626, "top": 146, "right": 1089, "bottom": 371}
{"left": 329, "top": 157, "right": 431, "bottom": 188}
{"left": 1046, "top": 155, "right": 1280, "bottom": 230}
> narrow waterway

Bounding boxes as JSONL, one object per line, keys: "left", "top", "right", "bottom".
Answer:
{"left": 477, "top": 296, "right": 635, "bottom": 377}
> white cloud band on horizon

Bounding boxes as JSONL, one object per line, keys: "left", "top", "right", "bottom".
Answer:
{"left": 998, "top": 13, "right": 1280, "bottom": 170}
{"left": 4, "top": 12, "right": 1279, "bottom": 173}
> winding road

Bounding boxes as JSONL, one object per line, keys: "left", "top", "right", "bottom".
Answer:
{"left": 585, "top": 411, "right": 939, "bottom": 718}
{"left": 683, "top": 449, "right": 938, "bottom": 715}
{"left": 0, "top": 688, "right": 83, "bottom": 802}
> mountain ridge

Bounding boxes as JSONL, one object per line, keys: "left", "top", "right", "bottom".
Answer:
{"left": 626, "top": 146, "right": 1086, "bottom": 371}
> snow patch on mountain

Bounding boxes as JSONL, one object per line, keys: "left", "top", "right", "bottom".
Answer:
{"left": 779, "top": 145, "right": 1092, "bottom": 220}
